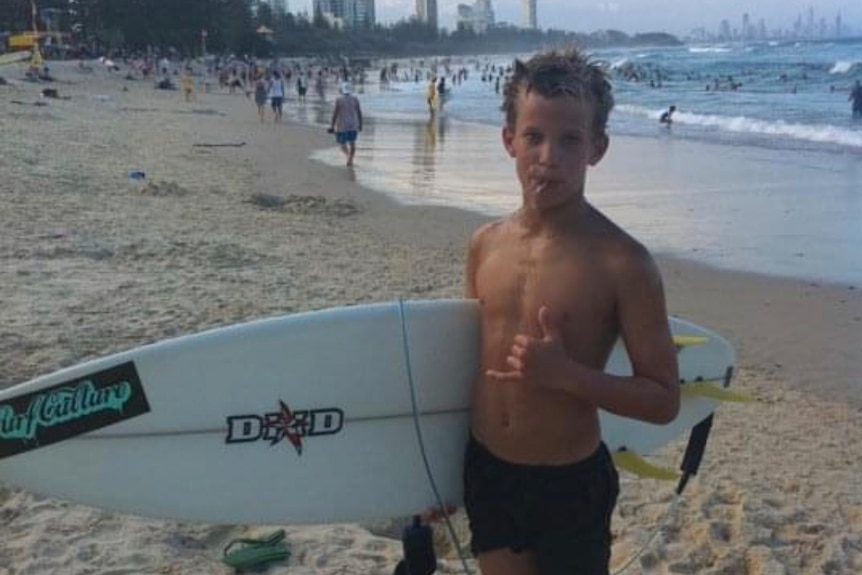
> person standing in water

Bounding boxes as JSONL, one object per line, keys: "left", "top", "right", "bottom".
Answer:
{"left": 850, "top": 80, "right": 862, "bottom": 119}
{"left": 659, "top": 105, "right": 676, "bottom": 126}
{"left": 427, "top": 76, "right": 438, "bottom": 116}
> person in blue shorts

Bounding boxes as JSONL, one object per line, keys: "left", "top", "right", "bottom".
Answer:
{"left": 329, "top": 82, "right": 363, "bottom": 166}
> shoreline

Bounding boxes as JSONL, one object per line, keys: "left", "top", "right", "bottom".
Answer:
{"left": 298, "top": 93, "right": 862, "bottom": 286}
{"left": 1, "top": 62, "right": 862, "bottom": 574}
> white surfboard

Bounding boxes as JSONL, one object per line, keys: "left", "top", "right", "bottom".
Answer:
{"left": 0, "top": 300, "right": 734, "bottom": 525}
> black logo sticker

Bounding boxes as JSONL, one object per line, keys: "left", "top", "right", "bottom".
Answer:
{"left": 226, "top": 401, "right": 343, "bottom": 456}
{"left": 0, "top": 362, "right": 151, "bottom": 460}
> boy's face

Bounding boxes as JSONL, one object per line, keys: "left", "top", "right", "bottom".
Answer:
{"left": 502, "top": 91, "right": 608, "bottom": 212}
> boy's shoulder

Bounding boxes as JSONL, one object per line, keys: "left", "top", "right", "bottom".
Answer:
{"left": 468, "top": 218, "right": 509, "bottom": 247}
{"left": 581, "top": 207, "right": 659, "bottom": 281}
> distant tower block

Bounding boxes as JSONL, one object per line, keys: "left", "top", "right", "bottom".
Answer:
{"left": 522, "top": 0, "right": 536, "bottom": 29}
{"left": 416, "top": 0, "right": 438, "bottom": 29}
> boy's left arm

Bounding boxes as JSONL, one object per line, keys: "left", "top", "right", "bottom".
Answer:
{"left": 560, "top": 253, "right": 679, "bottom": 424}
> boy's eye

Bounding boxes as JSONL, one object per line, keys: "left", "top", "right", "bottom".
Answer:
{"left": 524, "top": 132, "right": 542, "bottom": 144}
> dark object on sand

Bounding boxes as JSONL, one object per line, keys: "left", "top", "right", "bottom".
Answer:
{"left": 11, "top": 100, "right": 48, "bottom": 106}
{"left": 156, "top": 78, "right": 176, "bottom": 90}
{"left": 192, "top": 142, "right": 246, "bottom": 148}
{"left": 0, "top": 76, "right": 7, "bottom": 86}
{"left": 393, "top": 516, "right": 437, "bottom": 575}
{"left": 41, "top": 88, "right": 60, "bottom": 99}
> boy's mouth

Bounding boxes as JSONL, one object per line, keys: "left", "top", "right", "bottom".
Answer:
{"left": 532, "top": 178, "right": 559, "bottom": 193}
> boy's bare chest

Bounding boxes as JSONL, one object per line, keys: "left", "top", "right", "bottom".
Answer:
{"left": 476, "top": 241, "right": 617, "bottom": 333}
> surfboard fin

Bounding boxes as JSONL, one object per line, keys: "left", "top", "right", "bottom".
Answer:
{"left": 682, "top": 381, "right": 754, "bottom": 403}
{"left": 612, "top": 450, "right": 679, "bottom": 481}
{"left": 673, "top": 335, "right": 710, "bottom": 348}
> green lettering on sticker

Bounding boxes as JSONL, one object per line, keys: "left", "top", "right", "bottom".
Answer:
{"left": 0, "top": 380, "right": 133, "bottom": 442}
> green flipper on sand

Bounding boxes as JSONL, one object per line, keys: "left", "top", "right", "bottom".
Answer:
{"left": 682, "top": 381, "right": 754, "bottom": 403}
{"left": 222, "top": 529, "right": 291, "bottom": 572}
{"left": 612, "top": 450, "right": 679, "bottom": 481}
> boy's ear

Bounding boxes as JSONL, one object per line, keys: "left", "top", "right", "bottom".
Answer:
{"left": 502, "top": 126, "right": 516, "bottom": 158}
{"left": 589, "top": 132, "right": 609, "bottom": 166}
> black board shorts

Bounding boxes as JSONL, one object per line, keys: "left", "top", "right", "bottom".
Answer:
{"left": 463, "top": 435, "right": 619, "bottom": 575}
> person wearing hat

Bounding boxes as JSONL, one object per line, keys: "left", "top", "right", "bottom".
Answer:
{"left": 329, "top": 81, "right": 363, "bottom": 166}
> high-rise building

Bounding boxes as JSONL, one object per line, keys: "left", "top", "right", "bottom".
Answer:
{"left": 416, "top": 0, "right": 438, "bottom": 29}
{"left": 456, "top": 0, "right": 495, "bottom": 34}
{"left": 314, "top": 0, "right": 375, "bottom": 27}
{"left": 718, "top": 19, "right": 731, "bottom": 41}
{"left": 347, "top": 0, "right": 375, "bottom": 27}
{"left": 522, "top": 0, "right": 536, "bottom": 29}
{"left": 269, "top": 0, "right": 287, "bottom": 15}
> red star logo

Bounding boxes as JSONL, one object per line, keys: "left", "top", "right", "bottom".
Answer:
{"left": 265, "top": 401, "right": 305, "bottom": 455}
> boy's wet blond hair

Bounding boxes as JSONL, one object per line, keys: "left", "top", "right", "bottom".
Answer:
{"left": 502, "top": 47, "right": 614, "bottom": 138}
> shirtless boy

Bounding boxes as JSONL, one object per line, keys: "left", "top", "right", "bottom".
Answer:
{"left": 462, "top": 48, "right": 680, "bottom": 575}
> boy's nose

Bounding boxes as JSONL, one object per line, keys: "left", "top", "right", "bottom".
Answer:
{"left": 538, "top": 142, "right": 561, "bottom": 165}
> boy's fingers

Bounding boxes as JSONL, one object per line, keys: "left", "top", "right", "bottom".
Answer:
{"left": 505, "top": 356, "right": 523, "bottom": 371}
{"left": 485, "top": 369, "right": 522, "bottom": 381}
{"left": 513, "top": 334, "right": 531, "bottom": 347}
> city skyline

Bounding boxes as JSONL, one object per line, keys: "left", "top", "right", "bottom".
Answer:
{"left": 286, "top": 0, "right": 861, "bottom": 36}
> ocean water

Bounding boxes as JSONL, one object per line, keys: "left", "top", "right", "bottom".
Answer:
{"left": 357, "top": 40, "right": 862, "bottom": 155}
{"left": 290, "top": 40, "right": 862, "bottom": 285}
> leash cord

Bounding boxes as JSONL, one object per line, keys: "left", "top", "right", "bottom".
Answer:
{"left": 612, "top": 493, "right": 682, "bottom": 574}
{"left": 397, "top": 299, "right": 473, "bottom": 575}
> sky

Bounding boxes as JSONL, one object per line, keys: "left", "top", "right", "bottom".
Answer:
{"left": 287, "top": 0, "right": 862, "bottom": 37}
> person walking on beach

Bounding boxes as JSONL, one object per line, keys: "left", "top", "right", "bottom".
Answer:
{"left": 329, "top": 82, "right": 363, "bottom": 167}
{"left": 181, "top": 67, "right": 195, "bottom": 102}
{"left": 268, "top": 71, "right": 285, "bottom": 122}
{"left": 458, "top": 48, "right": 679, "bottom": 575}
{"left": 850, "top": 80, "right": 862, "bottom": 119}
{"left": 254, "top": 75, "right": 268, "bottom": 122}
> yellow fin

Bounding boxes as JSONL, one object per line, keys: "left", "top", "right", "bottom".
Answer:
{"left": 673, "top": 335, "right": 710, "bottom": 348}
{"left": 682, "top": 382, "right": 754, "bottom": 403}
{"left": 612, "top": 450, "right": 679, "bottom": 481}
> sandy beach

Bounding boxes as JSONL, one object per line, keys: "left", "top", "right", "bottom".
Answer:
{"left": 1, "top": 62, "right": 862, "bottom": 574}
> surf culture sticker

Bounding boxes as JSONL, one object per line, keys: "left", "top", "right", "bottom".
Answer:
{"left": 0, "top": 362, "right": 150, "bottom": 460}
{"left": 225, "top": 401, "right": 343, "bottom": 456}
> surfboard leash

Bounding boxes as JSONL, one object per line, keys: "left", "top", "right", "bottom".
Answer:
{"left": 613, "top": 366, "right": 732, "bottom": 573}
{"left": 396, "top": 299, "right": 474, "bottom": 575}
{"left": 612, "top": 493, "right": 683, "bottom": 575}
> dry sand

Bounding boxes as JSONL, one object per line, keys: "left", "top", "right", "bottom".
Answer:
{"left": 1, "top": 62, "right": 861, "bottom": 574}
